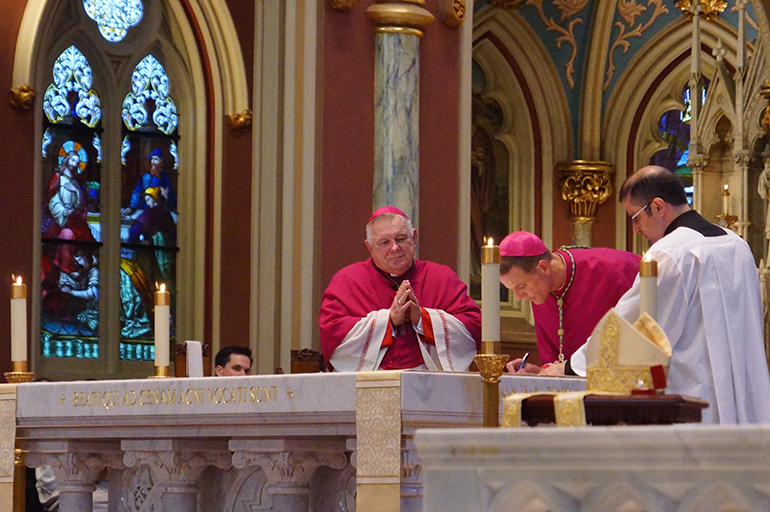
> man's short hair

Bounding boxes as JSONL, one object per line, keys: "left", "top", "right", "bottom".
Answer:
{"left": 500, "top": 251, "right": 551, "bottom": 275}
{"left": 365, "top": 212, "right": 415, "bottom": 243}
{"left": 215, "top": 346, "right": 253, "bottom": 368}
{"left": 619, "top": 166, "right": 688, "bottom": 207}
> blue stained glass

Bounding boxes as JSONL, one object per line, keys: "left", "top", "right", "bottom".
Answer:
{"left": 121, "top": 136, "right": 131, "bottom": 165}
{"left": 122, "top": 55, "right": 178, "bottom": 135}
{"left": 83, "top": 0, "right": 143, "bottom": 43}
{"left": 44, "top": 46, "right": 102, "bottom": 128}
{"left": 42, "top": 129, "right": 52, "bottom": 157}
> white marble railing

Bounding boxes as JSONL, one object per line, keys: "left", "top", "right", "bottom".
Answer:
{"left": 415, "top": 424, "right": 770, "bottom": 512}
{"left": 15, "top": 371, "right": 584, "bottom": 512}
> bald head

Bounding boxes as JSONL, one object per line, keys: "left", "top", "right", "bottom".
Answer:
{"left": 619, "top": 165, "right": 688, "bottom": 207}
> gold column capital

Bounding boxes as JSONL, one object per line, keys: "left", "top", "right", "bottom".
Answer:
{"left": 557, "top": 160, "right": 614, "bottom": 220}
{"left": 367, "top": 0, "right": 435, "bottom": 37}
{"left": 439, "top": 0, "right": 465, "bottom": 28}
{"left": 9, "top": 84, "right": 36, "bottom": 110}
{"left": 675, "top": 0, "right": 727, "bottom": 21}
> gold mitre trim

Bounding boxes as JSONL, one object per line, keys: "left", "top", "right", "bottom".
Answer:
{"left": 585, "top": 309, "right": 671, "bottom": 393}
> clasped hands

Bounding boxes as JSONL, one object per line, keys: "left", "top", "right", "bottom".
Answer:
{"left": 390, "top": 280, "right": 421, "bottom": 328}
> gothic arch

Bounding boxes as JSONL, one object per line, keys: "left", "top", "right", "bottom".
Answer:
{"left": 473, "top": 6, "right": 572, "bottom": 247}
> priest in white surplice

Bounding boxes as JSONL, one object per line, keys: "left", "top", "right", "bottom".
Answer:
{"left": 543, "top": 166, "right": 770, "bottom": 424}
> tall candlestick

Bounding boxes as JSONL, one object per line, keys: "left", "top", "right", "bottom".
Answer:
{"left": 154, "top": 283, "right": 170, "bottom": 368}
{"left": 10, "top": 276, "right": 27, "bottom": 362}
{"left": 481, "top": 238, "right": 500, "bottom": 354}
{"left": 722, "top": 184, "right": 730, "bottom": 215}
{"left": 639, "top": 255, "right": 658, "bottom": 321}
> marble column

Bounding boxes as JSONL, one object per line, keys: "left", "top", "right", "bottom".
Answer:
{"left": 230, "top": 439, "right": 348, "bottom": 511}
{"left": 122, "top": 439, "right": 232, "bottom": 512}
{"left": 366, "top": 1, "right": 434, "bottom": 224}
{"left": 557, "top": 161, "right": 613, "bottom": 246}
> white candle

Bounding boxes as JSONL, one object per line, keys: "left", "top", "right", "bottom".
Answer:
{"left": 154, "top": 283, "right": 170, "bottom": 367}
{"left": 10, "top": 276, "right": 27, "bottom": 362}
{"left": 722, "top": 184, "right": 730, "bottom": 215}
{"left": 639, "top": 255, "right": 658, "bottom": 321}
{"left": 481, "top": 239, "right": 500, "bottom": 353}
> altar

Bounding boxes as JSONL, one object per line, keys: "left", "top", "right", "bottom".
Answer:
{"left": 11, "top": 371, "right": 584, "bottom": 512}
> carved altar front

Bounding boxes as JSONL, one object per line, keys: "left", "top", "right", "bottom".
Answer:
{"left": 14, "top": 371, "right": 585, "bottom": 512}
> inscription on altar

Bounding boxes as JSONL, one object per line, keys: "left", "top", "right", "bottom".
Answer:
{"left": 62, "top": 385, "right": 289, "bottom": 410}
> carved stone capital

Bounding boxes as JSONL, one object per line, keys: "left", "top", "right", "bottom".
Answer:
{"left": 439, "top": 0, "right": 465, "bottom": 27}
{"left": 123, "top": 449, "right": 231, "bottom": 486}
{"left": 232, "top": 450, "right": 347, "bottom": 486}
{"left": 557, "top": 161, "right": 613, "bottom": 220}
{"left": 366, "top": 0, "right": 435, "bottom": 37}
{"left": 732, "top": 150, "right": 751, "bottom": 169}
{"left": 228, "top": 110, "right": 252, "bottom": 132}
{"left": 28, "top": 451, "right": 120, "bottom": 488}
{"left": 9, "top": 84, "right": 36, "bottom": 110}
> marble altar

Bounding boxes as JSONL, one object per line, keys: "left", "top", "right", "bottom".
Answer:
{"left": 414, "top": 424, "right": 770, "bottom": 512}
{"left": 13, "top": 371, "right": 584, "bottom": 512}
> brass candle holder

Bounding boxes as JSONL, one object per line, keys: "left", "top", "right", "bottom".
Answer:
{"left": 149, "top": 365, "right": 171, "bottom": 379}
{"left": 473, "top": 341, "right": 509, "bottom": 428}
{"left": 4, "top": 361, "right": 34, "bottom": 383}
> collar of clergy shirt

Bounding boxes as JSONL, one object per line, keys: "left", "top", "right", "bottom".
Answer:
{"left": 664, "top": 209, "right": 726, "bottom": 238}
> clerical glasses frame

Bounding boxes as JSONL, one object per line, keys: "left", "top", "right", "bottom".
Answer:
{"left": 630, "top": 203, "right": 650, "bottom": 224}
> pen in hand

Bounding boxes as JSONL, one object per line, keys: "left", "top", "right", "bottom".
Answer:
{"left": 517, "top": 352, "right": 529, "bottom": 373}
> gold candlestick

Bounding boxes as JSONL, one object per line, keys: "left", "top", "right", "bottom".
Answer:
{"left": 4, "top": 361, "right": 34, "bottom": 383}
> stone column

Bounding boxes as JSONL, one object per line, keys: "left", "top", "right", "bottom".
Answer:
{"left": 122, "top": 439, "right": 232, "bottom": 512}
{"left": 25, "top": 442, "right": 124, "bottom": 512}
{"left": 557, "top": 161, "right": 613, "bottom": 246}
{"left": 366, "top": 1, "right": 434, "bottom": 224}
{"left": 231, "top": 439, "right": 348, "bottom": 511}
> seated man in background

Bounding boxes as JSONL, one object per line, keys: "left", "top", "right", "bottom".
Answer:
{"left": 214, "top": 346, "right": 252, "bottom": 376}
{"left": 320, "top": 206, "right": 481, "bottom": 371}
{"left": 498, "top": 230, "right": 640, "bottom": 369}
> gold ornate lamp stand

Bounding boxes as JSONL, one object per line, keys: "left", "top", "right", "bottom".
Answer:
{"left": 557, "top": 161, "right": 613, "bottom": 247}
{"left": 473, "top": 342, "right": 509, "bottom": 428}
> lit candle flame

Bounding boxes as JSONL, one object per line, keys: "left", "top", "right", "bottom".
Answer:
{"left": 16, "top": 276, "right": 22, "bottom": 286}
{"left": 724, "top": 184, "right": 729, "bottom": 192}
{"left": 159, "top": 283, "right": 166, "bottom": 293}
{"left": 487, "top": 238, "right": 494, "bottom": 247}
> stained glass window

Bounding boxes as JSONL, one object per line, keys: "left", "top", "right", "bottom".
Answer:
{"left": 650, "top": 81, "right": 709, "bottom": 205}
{"left": 41, "top": 47, "right": 103, "bottom": 358}
{"left": 83, "top": 0, "right": 144, "bottom": 43}
{"left": 119, "top": 55, "right": 179, "bottom": 361}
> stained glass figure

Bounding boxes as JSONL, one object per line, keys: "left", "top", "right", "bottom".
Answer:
{"left": 119, "top": 55, "right": 179, "bottom": 359}
{"left": 43, "top": 46, "right": 101, "bottom": 128}
{"left": 122, "top": 55, "right": 178, "bottom": 135}
{"left": 83, "top": 0, "right": 144, "bottom": 43}
{"left": 41, "top": 139, "right": 102, "bottom": 359}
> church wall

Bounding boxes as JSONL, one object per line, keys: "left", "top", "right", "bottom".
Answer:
{"left": 318, "top": 0, "right": 463, "bottom": 290}
{"left": 0, "top": 0, "right": 36, "bottom": 377}
{"left": 218, "top": 0, "right": 254, "bottom": 351}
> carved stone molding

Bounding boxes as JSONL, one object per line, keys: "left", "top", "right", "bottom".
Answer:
{"left": 327, "top": 0, "right": 356, "bottom": 11}
{"left": 9, "top": 84, "right": 36, "bottom": 110}
{"left": 26, "top": 450, "right": 123, "bottom": 491}
{"left": 439, "top": 0, "right": 465, "bottom": 28}
{"left": 232, "top": 449, "right": 347, "bottom": 486}
{"left": 228, "top": 109, "right": 253, "bottom": 132}
{"left": 557, "top": 160, "right": 613, "bottom": 220}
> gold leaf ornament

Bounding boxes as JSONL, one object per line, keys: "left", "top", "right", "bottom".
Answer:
{"left": 553, "top": 0, "right": 588, "bottom": 22}
{"left": 618, "top": 0, "right": 647, "bottom": 26}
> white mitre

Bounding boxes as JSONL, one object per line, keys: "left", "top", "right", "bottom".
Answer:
{"left": 585, "top": 309, "right": 672, "bottom": 394}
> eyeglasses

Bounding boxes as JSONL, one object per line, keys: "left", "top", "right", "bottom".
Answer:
{"left": 630, "top": 203, "right": 650, "bottom": 224}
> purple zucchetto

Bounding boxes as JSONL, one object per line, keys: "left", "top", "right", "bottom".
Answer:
{"left": 499, "top": 230, "right": 548, "bottom": 257}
